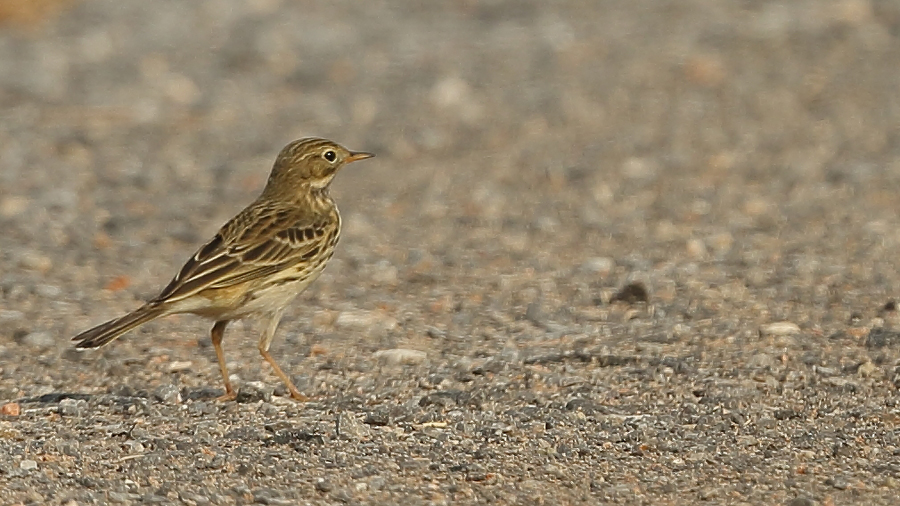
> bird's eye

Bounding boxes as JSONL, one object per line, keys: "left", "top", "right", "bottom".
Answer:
{"left": 323, "top": 150, "right": 336, "bottom": 162}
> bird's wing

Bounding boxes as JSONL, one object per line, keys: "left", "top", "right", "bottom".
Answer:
{"left": 154, "top": 204, "right": 333, "bottom": 304}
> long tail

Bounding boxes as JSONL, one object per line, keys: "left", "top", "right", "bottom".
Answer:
{"left": 72, "top": 305, "right": 166, "bottom": 349}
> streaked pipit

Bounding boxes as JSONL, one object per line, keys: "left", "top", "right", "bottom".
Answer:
{"left": 72, "top": 138, "right": 373, "bottom": 401}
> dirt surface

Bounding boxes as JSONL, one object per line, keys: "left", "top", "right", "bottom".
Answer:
{"left": 2, "top": 0, "right": 900, "bottom": 504}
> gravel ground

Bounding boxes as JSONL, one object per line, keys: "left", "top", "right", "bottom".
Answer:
{"left": 2, "top": 0, "right": 900, "bottom": 504}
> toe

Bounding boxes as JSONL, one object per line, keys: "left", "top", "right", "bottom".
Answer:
{"left": 216, "top": 391, "right": 237, "bottom": 402}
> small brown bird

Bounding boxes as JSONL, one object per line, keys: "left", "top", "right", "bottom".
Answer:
{"left": 72, "top": 138, "right": 373, "bottom": 401}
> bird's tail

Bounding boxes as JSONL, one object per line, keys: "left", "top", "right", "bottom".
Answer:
{"left": 72, "top": 305, "right": 165, "bottom": 349}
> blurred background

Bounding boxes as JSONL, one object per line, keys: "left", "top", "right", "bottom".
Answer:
{"left": 2, "top": 1, "right": 900, "bottom": 503}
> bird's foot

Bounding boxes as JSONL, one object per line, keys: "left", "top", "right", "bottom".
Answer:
{"left": 216, "top": 390, "right": 237, "bottom": 402}
{"left": 289, "top": 389, "right": 309, "bottom": 402}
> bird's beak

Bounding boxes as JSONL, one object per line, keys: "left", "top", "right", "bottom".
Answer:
{"left": 346, "top": 151, "right": 374, "bottom": 163}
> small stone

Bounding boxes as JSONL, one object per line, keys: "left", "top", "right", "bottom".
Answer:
{"left": 18, "top": 251, "right": 52, "bottom": 272}
{"left": 20, "top": 331, "right": 56, "bottom": 349}
{"left": 525, "top": 301, "right": 543, "bottom": 325}
{"left": 315, "top": 478, "right": 333, "bottom": 493}
{"left": 166, "top": 360, "right": 193, "bottom": 373}
{"left": 373, "top": 348, "right": 427, "bottom": 366}
{"left": 58, "top": 398, "right": 87, "bottom": 416}
{"left": 124, "top": 440, "right": 144, "bottom": 453}
{"left": 759, "top": 321, "right": 800, "bottom": 336}
{"left": 865, "top": 328, "right": 900, "bottom": 348}
{"left": 152, "top": 384, "right": 181, "bottom": 404}
{"left": 826, "top": 476, "right": 849, "bottom": 490}
{"left": 686, "top": 238, "right": 707, "bottom": 259}
{"left": 786, "top": 497, "right": 816, "bottom": 506}
{"left": 363, "top": 410, "right": 390, "bottom": 426}
{"left": 19, "top": 459, "right": 38, "bottom": 471}
{"left": 857, "top": 361, "right": 878, "bottom": 378}
{"left": 368, "top": 260, "right": 399, "bottom": 285}
{"left": 336, "top": 411, "right": 372, "bottom": 440}
{"left": 236, "top": 381, "right": 273, "bottom": 403}
{"left": 336, "top": 310, "right": 397, "bottom": 332}
{"left": 1, "top": 402, "right": 20, "bottom": 416}
{"left": 35, "top": 284, "right": 61, "bottom": 298}
{"left": 258, "top": 402, "right": 279, "bottom": 417}
{"left": 425, "top": 326, "right": 446, "bottom": 339}
{"left": 581, "top": 257, "right": 614, "bottom": 276}
{"left": 621, "top": 157, "right": 658, "bottom": 180}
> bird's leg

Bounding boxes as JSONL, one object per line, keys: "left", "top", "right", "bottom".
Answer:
{"left": 259, "top": 310, "right": 308, "bottom": 401}
{"left": 210, "top": 320, "right": 236, "bottom": 401}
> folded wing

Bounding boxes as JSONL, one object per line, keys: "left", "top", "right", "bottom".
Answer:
{"left": 154, "top": 204, "right": 330, "bottom": 304}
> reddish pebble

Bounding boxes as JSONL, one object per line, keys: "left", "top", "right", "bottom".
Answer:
{"left": 1, "top": 402, "right": 21, "bottom": 416}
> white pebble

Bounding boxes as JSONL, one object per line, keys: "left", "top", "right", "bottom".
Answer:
{"left": 373, "top": 348, "right": 427, "bottom": 366}
{"left": 336, "top": 310, "right": 396, "bottom": 331}
{"left": 581, "top": 257, "right": 614, "bottom": 275}
{"left": 759, "top": 321, "right": 800, "bottom": 336}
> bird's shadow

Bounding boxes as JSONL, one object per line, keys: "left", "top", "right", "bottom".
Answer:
{"left": 17, "top": 387, "right": 226, "bottom": 404}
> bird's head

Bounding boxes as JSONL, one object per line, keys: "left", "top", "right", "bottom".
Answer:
{"left": 266, "top": 137, "right": 373, "bottom": 194}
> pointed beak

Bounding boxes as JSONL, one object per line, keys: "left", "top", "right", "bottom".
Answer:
{"left": 346, "top": 151, "right": 374, "bottom": 164}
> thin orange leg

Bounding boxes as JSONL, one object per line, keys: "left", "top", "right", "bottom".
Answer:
{"left": 259, "top": 348, "right": 308, "bottom": 401}
{"left": 258, "top": 310, "right": 308, "bottom": 402}
{"left": 210, "top": 320, "right": 236, "bottom": 401}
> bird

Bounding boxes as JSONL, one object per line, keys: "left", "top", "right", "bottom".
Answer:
{"left": 72, "top": 137, "right": 373, "bottom": 401}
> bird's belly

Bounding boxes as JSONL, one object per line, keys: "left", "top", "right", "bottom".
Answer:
{"left": 243, "top": 277, "right": 314, "bottom": 314}
{"left": 170, "top": 271, "right": 319, "bottom": 321}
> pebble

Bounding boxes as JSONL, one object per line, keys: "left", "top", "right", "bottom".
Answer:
{"left": 35, "top": 284, "right": 61, "bottom": 298}
{"left": 19, "top": 459, "right": 38, "bottom": 471}
{"left": 857, "top": 361, "right": 878, "bottom": 378}
{"left": 166, "top": 360, "right": 193, "bottom": 373}
{"left": 373, "top": 348, "right": 427, "bottom": 366}
{"left": 237, "top": 381, "right": 273, "bottom": 403}
{"left": 58, "top": 398, "right": 87, "bottom": 416}
{"left": 368, "top": 260, "right": 399, "bottom": 285}
{"left": 1, "top": 402, "right": 20, "bottom": 416}
{"left": 335, "top": 310, "right": 397, "bottom": 332}
{"left": 336, "top": 411, "right": 373, "bottom": 440}
{"left": 759, "top": 321, "right": 800, "bottom": 336}
{"left": 621, "top": 157, "right": 658, "bottom": 180}
{"left": 581, "top": 257, "right": 614, "bottom": 276}
{"left": 18, "top": 251, "right": 52, "bottom": 272}
{"left": 686, "top": 238, "right": 707, "bottom": 259}
{"left": 826, "top": 476, "right": 849, "bottom": 490}
{"left": 315, "top": 478, "right": 333, "bottom": 493}
{"left": 865, "top": 328, "right": 900, "bottom": 348}
{"left": 20, "top": 331, "right": 56, "bottom": 349}
{"left": 152, "top": 384, "right": 182, "bottom": 405}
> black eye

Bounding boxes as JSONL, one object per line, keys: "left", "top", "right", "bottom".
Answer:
{"left": 323, "top": 150, "right": 336, "bottom": 162}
